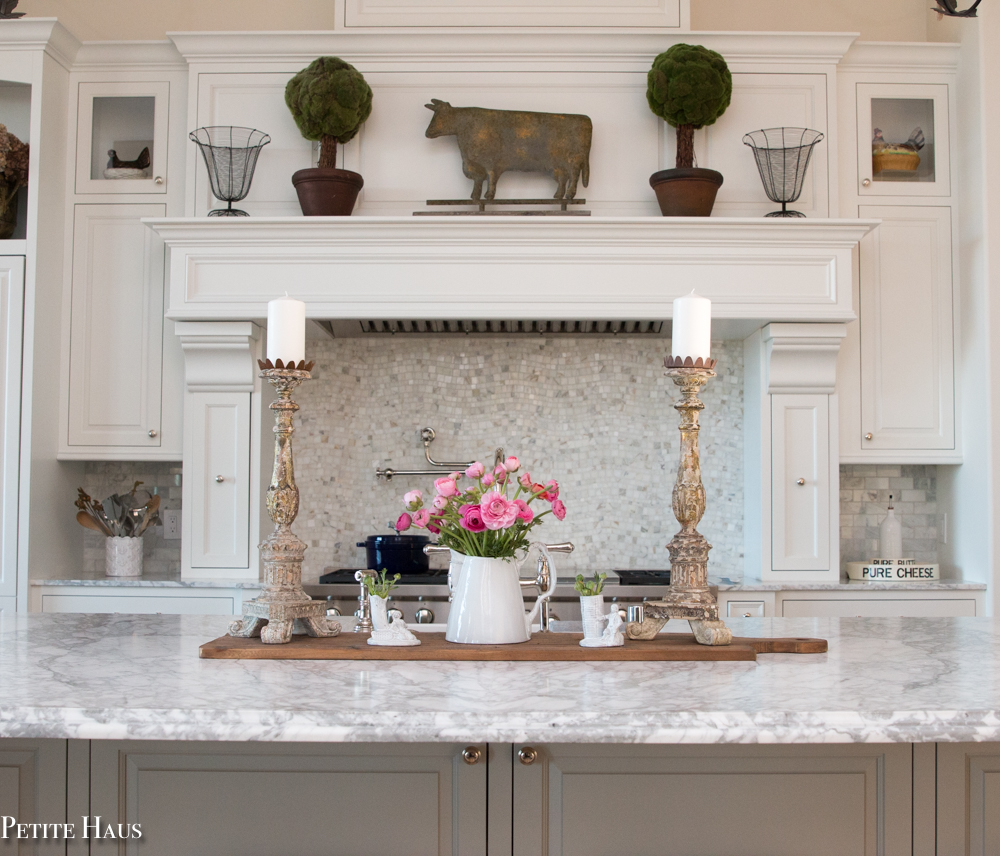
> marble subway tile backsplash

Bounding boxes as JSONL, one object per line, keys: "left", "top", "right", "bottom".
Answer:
{"left": 295, "top": 336, "right": 745, "bottom": 580}
{"left": 839, "top": 464, "right": 938, "bottom": 566}
{"left": 79, "top": 462, "right": 182, "bottom": 576}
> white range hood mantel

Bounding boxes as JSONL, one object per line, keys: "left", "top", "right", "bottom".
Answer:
{"left": 148, "top": 217, "right": 877, "bottom": 324}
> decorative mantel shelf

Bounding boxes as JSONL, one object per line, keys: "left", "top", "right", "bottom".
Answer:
{"left": 147, "top": 217, "right": 878, "bottom": 324}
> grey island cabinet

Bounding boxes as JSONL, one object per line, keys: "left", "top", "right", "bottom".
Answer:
{"left": 3, "top": 614, "right": 1000, "bottom": 855}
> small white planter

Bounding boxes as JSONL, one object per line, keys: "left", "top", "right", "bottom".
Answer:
{"left": 580, "top": 594, "right": 606, "bottom": 640}
{"left": 105, "top": 536, "right": 143, "bottom": 577}
{"left": 367, "top": 593, "right": 420, "bottom": 647}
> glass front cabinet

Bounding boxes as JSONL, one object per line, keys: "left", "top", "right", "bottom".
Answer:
{"left": 74, "top": 81, "right": 169, "bottom": 195}
{"left": 856, "top": 83, "right": 951, "bottom": 197}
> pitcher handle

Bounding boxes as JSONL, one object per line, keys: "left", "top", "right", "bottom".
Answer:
{"left": 524, "top": 543, "right": 560, "bottom": 631}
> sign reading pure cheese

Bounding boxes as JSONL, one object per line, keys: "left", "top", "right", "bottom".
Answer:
{"left": 846, "top": 558, "right": 940, "bottom": 581}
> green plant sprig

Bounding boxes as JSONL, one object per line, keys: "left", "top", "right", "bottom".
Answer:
{"left": 363, "top": 569, "right": 401, "bottom": 599}
{"left": 574, "top": 572, "right": 607, "bottom": 597}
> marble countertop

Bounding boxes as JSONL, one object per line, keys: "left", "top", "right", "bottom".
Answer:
{"left": 3, "top": 613, "right": 1000, "bottom": 745}
{"left": 30, "top": 569, "right": 985, "bottom": 592}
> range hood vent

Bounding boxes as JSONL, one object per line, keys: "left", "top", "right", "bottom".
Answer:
{"left": 323, "top": 319, "right": 666, "bottom": 338}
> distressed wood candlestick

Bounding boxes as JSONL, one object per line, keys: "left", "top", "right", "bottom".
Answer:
{"left": 627, "top": 358, "right": 733, "bottom": 646}
{"left": 228, "top": 360, "right": 341, "bottom": 644}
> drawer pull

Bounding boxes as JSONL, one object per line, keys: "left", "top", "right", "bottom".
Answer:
{"left": 147, "top": 429, "right": 157, "bottom": 438}
{"left": 796, "top": 478, "right": 806, "bottom": 486}
{"left": 518, "top": 746, "right": 538, "bottom": 765}
{"left": 215, "top": 475, "right": 225, "bottom": 483}
{"left": 462, "top": 746, "right": 482, "bottom": 765}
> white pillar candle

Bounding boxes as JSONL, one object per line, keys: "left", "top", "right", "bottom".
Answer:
{"left": 671, "top": 291, "right": 712, "bottom": 361}
{"left": 266, "top": 295, "right": 306, "bottom": 365}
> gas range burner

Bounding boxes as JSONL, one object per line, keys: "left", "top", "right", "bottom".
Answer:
{"left": 318, "top": 568, "right": 449, "bottom": 585}
{"left": 614, "top": 570, "right": 671, "bottom": 586}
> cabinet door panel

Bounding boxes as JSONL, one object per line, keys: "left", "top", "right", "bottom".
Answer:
{"left": 937, "top": 743, "right": 1000, "bottom": 854}
{"left": 0, "top": 739, "right": 67, "bottom": 856}
{"left": 40, "top": 594, "right": 239, "bottom": 615}
{"left": 858, "top": 205, "right": 954, "bottom": 450}
{"left": 513, "top": 744, "right": 911, "bottom": 856}
{"left": 0, "top": 257, "right": 23, "bottom": 599}
{"left": 771, "top": 394, "right": 829, "bottom": 571}
{"left": 89, "top": 741, "right": 487, "bottom": 856}
{"left": 782, "top": 598, "right": 977, "bottom": 618}
{"left": 186, "top": 393, "right": 250, "bottom": 569}
{"left": 68, "top": 204, "right": 166, "bottom": 447}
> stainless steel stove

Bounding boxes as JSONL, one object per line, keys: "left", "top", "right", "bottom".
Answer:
{"left": 303, "top": 569, "right": 676, "bottom": 625}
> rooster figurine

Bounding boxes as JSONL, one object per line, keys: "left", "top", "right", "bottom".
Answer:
{"left": 107, "top": 147, "right": 150, "bottom": 171}
{"left": 0, "top": 0, "right": 25, "bottom": 18}
{"left": 931, "top": 0, "right": 982, "bottom": 17}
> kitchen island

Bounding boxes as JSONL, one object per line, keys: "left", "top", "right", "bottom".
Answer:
{"left": 2, "top": 613, "right": 997, "bottom": 854}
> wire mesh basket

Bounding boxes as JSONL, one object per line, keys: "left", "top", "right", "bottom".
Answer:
{"left": 190, "top": 126, "right": 271, "bottom": 217}
{"left": 742, "top": 127, "right": 824, "bottom": 218}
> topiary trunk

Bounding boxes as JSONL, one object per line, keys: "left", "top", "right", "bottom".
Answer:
{"left": 319, "top": 134, "right": 338, "bottom": 169}
{"left": 675, "top": 124, "right": 695, "bottom": 170}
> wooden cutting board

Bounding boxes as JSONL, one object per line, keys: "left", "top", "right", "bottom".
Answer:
{"left": 199, "top": 632, "right": 827, "bottom": 662}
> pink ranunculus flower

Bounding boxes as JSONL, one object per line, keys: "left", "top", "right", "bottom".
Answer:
{"left": 449, "top": 471, "right": 462, "bottom": 480}
{"left": 481, "top": 473, "right": 495, "bottom": 488}
{"left": 480, "top": 490, "right": 519, "bottom": 530}
{"left": 551, "top": 499, "right": 567, "bottom": 521}
{"left": 542, "top": 480, "right": 560, "bottom": 501}
{"left": 518, "top": 472, "right": 532, "bottom": 488}
{"left": 504, "top": 456, "right": 520, "bottom": 472}
{"left": 403, "top": 489, "right": 423, "bottom": 510}
{"left": 395, "top": 512, "right": 412, "bottom": 532}
{"left": 465, "top": 461, "right": 485, "bottom": 479}
{"left": 460, "top": 505, "right": 486, "bottom": 532}
{"left": 514, "top": 499, "right": 534, "bottom": 523}
{"left": 427, "top": 521, "right": 441, "bottom": 535}
{"left": 412, "top": 508, "right": 431, "bottom": 528}
{"left": 432, "top": 494, "right": 449, "bottom": 511}
{"left": 434, "top": 477, "right": 459, "bottom": 497}
{"left": 494, "top": 463, "right": 507, "bottom": 477}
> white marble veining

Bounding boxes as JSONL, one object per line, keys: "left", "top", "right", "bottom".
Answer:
{"left": 2, "top": 613, "right": 1000, "bottom": 745}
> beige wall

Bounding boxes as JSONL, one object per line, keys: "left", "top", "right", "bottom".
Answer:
{"left": 23, "top": 0, "right": 931, "bottom": 41}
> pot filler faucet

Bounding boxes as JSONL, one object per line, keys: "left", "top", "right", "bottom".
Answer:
{"left": 375, "top": 427, "right": 504, "bottom": 481}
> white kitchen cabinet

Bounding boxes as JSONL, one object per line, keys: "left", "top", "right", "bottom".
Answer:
{"left": 38, "top": 593, "right": 239, "bottom": 615}
{"left": 511, "top": 743, "right": 913, "bottom": 856}
{"left": 856, "top": 206, "right": 955, "bottom": 453}
{"left": 0, "top": 256, "right": 23, "bottom": 601}
{"left": 782, "top": 597, "right": 977, "bottom": 618}
{"left": 771, "top": 393, "right": 831, "bottom": 572}
{"left": 88, "top": 741, "right": 488, "bottom": 856}
{"left": 185, "top": 392, "right": 252, "bottom": 572}
{"left": 63, "top": 203, "right": 176, "bottom": 453}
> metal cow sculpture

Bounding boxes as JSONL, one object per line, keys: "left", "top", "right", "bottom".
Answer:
{"left": 424, "top": 99, "right": 592, "bottom": 202}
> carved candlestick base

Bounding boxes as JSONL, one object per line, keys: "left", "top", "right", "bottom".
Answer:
{"left": 228, "top": 362, "right": 341, "bottom": 645}
{"left": 627, "top": 362, "right": 732, "bottom": 647}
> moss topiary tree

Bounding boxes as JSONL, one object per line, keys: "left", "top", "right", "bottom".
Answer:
{"left": 285, "top": 56, "right": 373, "bottom": 170}
{"left": 647, "top": 44, "right": 732, "bottom": 170}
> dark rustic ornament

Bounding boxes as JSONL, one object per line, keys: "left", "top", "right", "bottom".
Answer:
{"left": 931, "top": 0, "right": 981, "bottom": 17}
{"left": 0, "top": 1, "right": 25, "bottom": 19}
{"left": 424, "top": 100, "right": 592, "bottom": 202}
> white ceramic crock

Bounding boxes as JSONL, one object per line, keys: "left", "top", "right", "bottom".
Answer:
{"left": 445, "top": 547, "right": 557, "bottom": 645}
{"left": 580, "top": 594, "right": 607, "bottom": 641}
{"left": 105, "top": 536, "right": 143, "bottom": 577}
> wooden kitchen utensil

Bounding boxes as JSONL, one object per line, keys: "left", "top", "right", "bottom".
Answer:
{"left": 200, "top": 631, "right": 827, "bottom": 662}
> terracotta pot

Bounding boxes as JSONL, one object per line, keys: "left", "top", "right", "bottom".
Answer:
{"left": 291, "top": 167, "right": 364, "bottom": 216}
{"left": 649, "top": 167, "right": 724, "bottom": 217}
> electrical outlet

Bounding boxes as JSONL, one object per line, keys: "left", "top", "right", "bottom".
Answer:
{"left": 163, "top": 510, "right": 181, "bottom": 540}
{"left": 939, "top": 512, "right": 948, "bottom": 545}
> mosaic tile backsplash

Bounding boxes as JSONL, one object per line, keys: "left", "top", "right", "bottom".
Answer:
{"left": 78, "top": 462, "right": 182, "bottom": 576}
{"left": 839, "top": 464, "right": 939, "bottom": 566}
{"left": 294, "top": 336, "right": 746, "bottom": 580}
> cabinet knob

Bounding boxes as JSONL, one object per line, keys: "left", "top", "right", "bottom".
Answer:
{"left": 215, "top": 475, "right": 225, "bottom": 483}
{"left": 865, "top": 433, "right": 873, "bottom": 441}
{"left": 862, "top": 178, "right": 871, "bottom": 187}
{"left": 743, "top": 612, "right": 752, "bottom": 618}
{"left": 154, "top": 176, "right": 164, "bottom": 185}
{"left": 796, "top": 478, "right": 806, "bottom": 486}
{"left": 462, "top": 746, "right": 482, "bottom": 765}
{"left": 147, "top": 429, "right": 157, "bottom": 438}
{"left": 518, "top": 746, "right": 538, "bottom": 765}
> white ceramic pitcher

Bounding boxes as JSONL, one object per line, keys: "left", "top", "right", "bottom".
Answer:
{"left": 446, "top": 545, "right": 558, "bottom": 644}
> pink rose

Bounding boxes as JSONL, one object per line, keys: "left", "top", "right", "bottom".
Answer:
{"left": 432, "top": 495, "right": 449, "bottom": 511}
{"left": 518, "top": 472, "right": 532, "bottom": 488}
{"left": 395, "top": 512, "right": 412, "bottom": 532}
{"left": 465, "top": 462, "right": 485, "bottom": 478}
{"left": 481, "top": 473, "right": 495, "bottom": 488}
{"left": 551, "top": 499, "right": 566, "bottom": 521}
{"left": 504, "top": 456, "right": 520, "bottom": 472}
{"left": 434, "top": 477, "right": 459, "bottom": 497}
{"left": 480, "top": 490, "right": 519, "bottom": 530}
{"left": 514, "top": 499, "right": 534, "bottom": 522}
{"left": 460, "top": 505, "right": 486, "bottom": 532}
{"left": 403, "top": 489, "right": 422, "bottom": 510}
{"left": 412, "top": 508, "right": 431, "bottom": 528}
